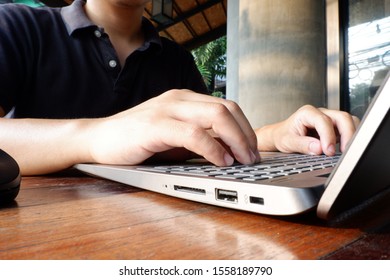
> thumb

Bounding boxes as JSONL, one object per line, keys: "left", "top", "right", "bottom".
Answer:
{"left": 282, "top": 135, "right": 323, "bottom": 155}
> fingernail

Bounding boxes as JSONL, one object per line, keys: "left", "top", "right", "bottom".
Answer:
{"left": 224, "top": 153, "right": 234, "bottom": 166}
{"left": 327, "top": 144, "right": 336, "bottom": 155}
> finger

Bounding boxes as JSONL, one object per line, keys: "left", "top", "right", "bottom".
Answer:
{"left": 283, "top": 135, "right": 323, "bottom": 155}
{"left": 296, "top": 107, "right": 338, "bottom": 156}
{"left": 164, "top": 90, "right": 259, "bottom": 160}
{"left": 151, "top": 119, "right": 235, "bottom": 166}
{"left": 352, "top": 115, "right": 361, "bottom": 128}
{"left": 319, "top": 108, "right": 358, "bottom": 152}
{"left": 222, "top": 99, "right": 260, "bottom": 159}
{"left": 165, "top": 99, "right": 258, "bottom": 164}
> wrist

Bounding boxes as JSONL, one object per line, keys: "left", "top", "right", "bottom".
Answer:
{"left": 255, "top": 124, "right": 278, "bottom": 152}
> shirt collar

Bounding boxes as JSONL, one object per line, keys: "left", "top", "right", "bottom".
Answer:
{"left": 60, "top": 0, "right": 162, "bottom": 49}
{"left": 60, "top": 0, "right": 93, "bottom": 35}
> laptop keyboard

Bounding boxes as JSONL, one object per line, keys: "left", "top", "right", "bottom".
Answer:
{"left": 137, "top": 154, "right": 341, "bottom": 182}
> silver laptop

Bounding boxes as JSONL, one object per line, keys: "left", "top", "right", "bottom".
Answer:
{"left": 75, "top": 73, "right": 390, "bottom": 220}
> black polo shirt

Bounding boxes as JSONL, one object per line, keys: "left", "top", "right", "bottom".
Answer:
{"left": 0, "top": 0, "right": 208, "bottom": 118}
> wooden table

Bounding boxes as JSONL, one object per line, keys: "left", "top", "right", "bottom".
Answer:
{"left": 0, "top": 171, "right": 389, "bottom": 260}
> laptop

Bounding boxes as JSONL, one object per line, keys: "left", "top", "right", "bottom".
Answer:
{"left": 75, "top": 73, "right": 390, "bottom": 220}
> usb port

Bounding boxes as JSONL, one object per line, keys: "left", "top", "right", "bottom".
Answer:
{"left": 216, "top": 189, "right": 238, "bottom": 203}
{"left": 250, "top": 196, "right": 264, "bottom": 205}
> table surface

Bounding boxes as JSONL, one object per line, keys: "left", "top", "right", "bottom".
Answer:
{"left": 1, "top": 171, "right": 389, "bottom": 260}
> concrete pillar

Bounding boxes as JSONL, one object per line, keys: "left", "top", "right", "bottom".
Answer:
{"left": 227, "top": 0, "right": 326, "bottom": 129}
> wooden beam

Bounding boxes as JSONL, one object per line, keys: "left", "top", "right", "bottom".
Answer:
{"left": 155, "top": 0, "right": 224, "bottom": 32}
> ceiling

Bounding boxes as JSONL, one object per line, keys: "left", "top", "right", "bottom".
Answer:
{"left": 41, "top": 0, "right": 227, "bottom": 50}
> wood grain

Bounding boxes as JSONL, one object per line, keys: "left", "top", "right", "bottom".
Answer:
{"left": 0, "top": 173, "right": 389, "bottom": 260}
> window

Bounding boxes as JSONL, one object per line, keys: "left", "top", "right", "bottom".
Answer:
{"left": 333, "top": 0, "right": 390, "bottom": 119}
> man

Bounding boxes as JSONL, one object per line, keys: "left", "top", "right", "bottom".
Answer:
{"left": 0, "top": 0, "right": 358, "bottom": 175}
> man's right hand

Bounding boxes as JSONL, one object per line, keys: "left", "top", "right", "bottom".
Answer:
{"left": 85, "top": 89, "right": 260, "bottom": 168}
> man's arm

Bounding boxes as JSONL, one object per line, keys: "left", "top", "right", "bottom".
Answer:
{"left": 0, "top": 90, "right": 260, "bottom": 175}
{"left": 0, "top": 115, "right": 91, "bottom": 175}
